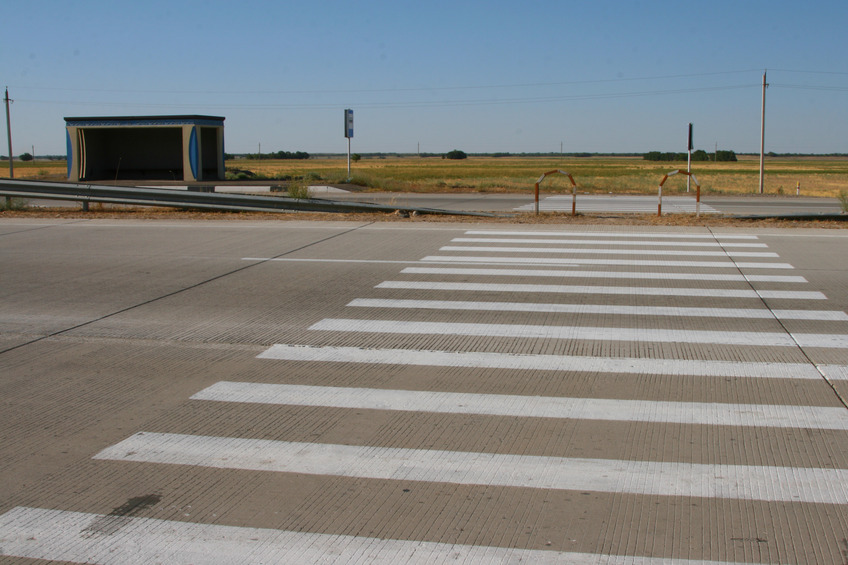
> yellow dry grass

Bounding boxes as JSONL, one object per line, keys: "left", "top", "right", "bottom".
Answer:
{"left": 231, "top": 155, "right": 848, "bottom": 197}
{"left": 5, "top": 155, "right": 848, "bottom": 197}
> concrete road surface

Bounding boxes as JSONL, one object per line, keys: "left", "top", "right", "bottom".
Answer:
{"left": 1, "top": 218, "right": 847, "bottom": 564}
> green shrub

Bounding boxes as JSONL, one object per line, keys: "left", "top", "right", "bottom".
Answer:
{"left": 287, "top": 184, "right": 310, "bottom": 199}
{"left": 1, "top": 197, "right": 28, "bottom": 211}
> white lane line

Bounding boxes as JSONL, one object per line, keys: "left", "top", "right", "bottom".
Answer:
{"left": 465, "top": 230, "right": 760, "bottom": 239}
{"left": 402, "top": 266, "right": 809, "bottom": 284}
{"left": 422, "top": 256, "right": 794, "bottom": 269}
{"left": 452, "top": 237, "right": 769, "bottom": 248}
{"left": 94, "top": 432, "right": 848, "bottom": 504}
{"left": 309, "top": 318, "right": 848, "bottom": 349}
{"left": 193, "top": 382, "right": 848, "bottom": 431}
{"left": 257, "top": 344, "right": 830, "bottom": 380}
{"left": 348, "top": 298, "right": 848, "bottom": 322}
{"left": 440, "top": 245, "right": 779, "bottom": 258}
{"left": 375, "top": 280, "right": 826, "bottom": 300}
{"left": 0, "top": 506, "right": 766, "bottom": 565}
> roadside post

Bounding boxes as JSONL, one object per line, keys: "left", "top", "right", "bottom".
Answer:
{"left": 344, "top": 109, "right": 354, "bottom": 178}
{"left": 687, "top": 123, "right": 693, "bottom": 192}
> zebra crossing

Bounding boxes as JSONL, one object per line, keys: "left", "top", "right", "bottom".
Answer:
{"left": 3, "top": 228, "right": 848, "bottom": 564}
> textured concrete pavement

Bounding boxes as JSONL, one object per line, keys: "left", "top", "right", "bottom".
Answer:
{"left": 1, "top": 218, "right": 847, "bottom": 564}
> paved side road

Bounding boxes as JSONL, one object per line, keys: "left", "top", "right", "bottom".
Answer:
{"left": 1, "top": 218, "right": 847, "bottom": 564}
{"left": 18, "top": 190, "right": 845, "bottom": 216}
{"left": 320, "top": 191, "right": 844, "bottom": 215}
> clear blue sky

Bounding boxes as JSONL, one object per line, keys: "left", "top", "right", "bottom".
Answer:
{"left": 3, "top": 0, "right": 847, "bottom": 155}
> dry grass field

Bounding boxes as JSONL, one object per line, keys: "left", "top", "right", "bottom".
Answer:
{"left": 5, "top": 155, "right": 848, "bottom": 197}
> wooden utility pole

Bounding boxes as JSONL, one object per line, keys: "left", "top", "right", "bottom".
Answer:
{"left": 4, "top": 87, "right": 12, "bottom": 179}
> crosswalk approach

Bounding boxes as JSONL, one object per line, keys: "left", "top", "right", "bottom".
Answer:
{"left": 3, "top": 228, "right": 847, "bottom": 564}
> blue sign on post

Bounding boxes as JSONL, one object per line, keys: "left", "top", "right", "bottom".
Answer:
{"left": 344, "top": 109, "right": 354, "bottom": 138}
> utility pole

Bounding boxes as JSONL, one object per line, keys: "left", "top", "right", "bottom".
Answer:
{"left": 759, "top": 70, "right": 768, "bottom": 194}
{"left": 4, "top": 87, "right": 13, "bottom": 179}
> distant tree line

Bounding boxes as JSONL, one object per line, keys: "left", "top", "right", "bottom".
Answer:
{"left": 225, "top": 151, "right": 310, "bottom": 160}
{"left": 644, "top": 150, "right": 737, "bottom": 162}
{"left": 1, "top": 153, "right": 66, "bottom": 161}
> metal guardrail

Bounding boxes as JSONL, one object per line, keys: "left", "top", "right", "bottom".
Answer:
{"left": 0, "top": 179, "right": 499, "bottom": 217}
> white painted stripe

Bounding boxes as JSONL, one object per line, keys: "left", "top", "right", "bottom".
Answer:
{"left": 0, "top": 506, "right": 764, "bottom": 565}
{"left": 402, "top": 266, "right": 809, "bottom": 284}
{"left": 257, "top": 344, "right": 828, "bottom": 380}
{"left": 193, "top": 381, "right": 848, "bottom": 431}
{"left": 465, "top": 230, "right": 759, "bottom": 239}
{"left": 349, "top": 298, "right": 848, "bottom": 322}
{"left": 422, "top": 256, "right": 794, "bottom": 269}
{"left": 819, "top": 365, "right": 848, "bottom": 380}
{"left": 452, "top": 237, "right": 769, "bottom": 248}
{"left": 773, "top": 309, "right": 848, "bottom": 321}
{"left": 243, "top": 257, "right": 425, "bottom": 265}
{"left": 440, "top": 245, "right": 778, "bottom": 258}
{"left": 310, "top": 318, "right": 848, "bottom": 349}
{"left": 376, "top": 280, "right": 826, "bottom": 300}
{"left": 94, "top": 433, "right": 848, "bottom": 504}
{"left": 516, "top": 202, "right": 720, "bottom": 214}
{"left": 243, "top": 256, "right": 797, "bottom": 272}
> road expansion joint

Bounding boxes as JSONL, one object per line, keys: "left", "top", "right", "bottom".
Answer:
{"left": 0, "top": 222, "right": 376, "bottom": 358}
{"left": 707, "top": 226, "right": 848, "bottom": 411}
{"left": 0, "top": 218, "right": 91, "bottom": 238}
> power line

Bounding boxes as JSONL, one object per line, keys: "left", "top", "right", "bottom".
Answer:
{"left": 768, "top": 68, "right": 848, "bottom": 76}
{"left": 771, "top": 83, "right": 848, "bottom": 92}
{"left": 9, "top": 69, "right": 763, "bottom": 97}
{"left": 15, "top": 84, "right": 759, "bottom": 111}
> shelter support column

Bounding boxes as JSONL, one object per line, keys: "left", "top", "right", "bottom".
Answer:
{"left": 216, "top": 126, "right": 225, "bottom": 180}
{"left": 66, "top": 127, "right": 80, "bottom": 181}
{"left": 182, "top": 125, "right": 201, "bottom": 182}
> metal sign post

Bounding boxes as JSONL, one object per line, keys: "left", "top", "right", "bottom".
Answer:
{"left": 344, "top": 109, "right": 354, "bottom": 178}
{"left": 687, "top": 123, "right": 693, "bottom": 192}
